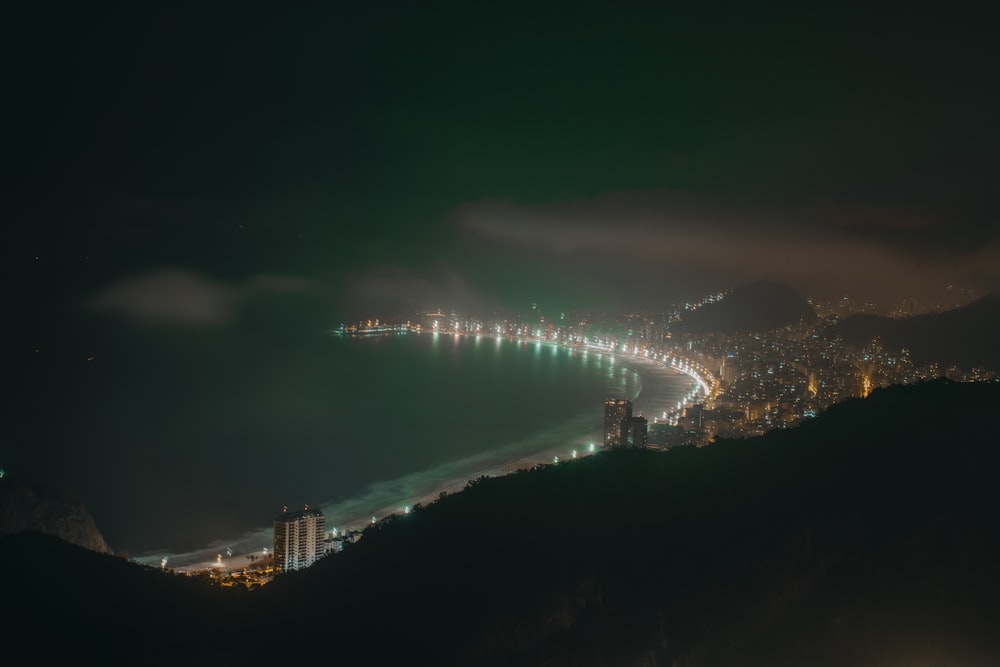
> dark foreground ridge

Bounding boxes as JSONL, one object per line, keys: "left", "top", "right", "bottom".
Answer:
{"left": 4, "top": 378, "right": 1000, "bottom": 666}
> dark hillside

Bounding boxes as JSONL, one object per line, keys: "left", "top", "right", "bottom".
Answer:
{"left": 0, "top": 530, "right": 242, "bottom": 663}
{"left": 4, "top": 379, "right": 999, "bottom": 666}
{"left": 255, "top": 378, "right": 1000, "bottom": 666}
{"left": 829, "top": 292, "right": 1000, "bottom": 369}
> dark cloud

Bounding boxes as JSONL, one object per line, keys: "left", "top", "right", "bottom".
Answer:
{"left": 10, "top": 3, "right": 999, "bottom": 322}
{"left": 88, "top": 270, "right": 238, "bottom": 326}
{"left": 245, "top": 273, "right": 313, "bottom": 294}
{"left": 340, "top": 264, "right": 492, "bottom": 319}
{"left": 87, "top": 270, "right": 315, "bottom": 326}
{"left": 452, "top": 191, "right": 1000, "bottom": 309}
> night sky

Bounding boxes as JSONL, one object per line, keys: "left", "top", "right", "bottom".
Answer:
{"left": 6, "top": 2, "right": 998, "bottom": 327}
{"left": 6, "top": 1, "right": 1000, "bottom": 442}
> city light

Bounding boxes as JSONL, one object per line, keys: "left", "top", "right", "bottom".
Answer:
{"left": 323, "top": 294, "right": 995, "bottom": 555}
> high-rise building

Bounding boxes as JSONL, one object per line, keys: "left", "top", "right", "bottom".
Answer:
{"left": 621, "top": 415, "right": 648, "bottom": 448}
{"left": 273, "top": 505, "right": 326, "bottom": 572}
{"left": 604, "top": 398, "right": 632, "bottom": 447}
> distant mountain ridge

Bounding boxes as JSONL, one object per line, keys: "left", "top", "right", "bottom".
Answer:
{"left": 829, "top": 292, "right": 1000, "bottom": 370}
{"left": 671, "top": 280, "right": 817, "bottom": 334}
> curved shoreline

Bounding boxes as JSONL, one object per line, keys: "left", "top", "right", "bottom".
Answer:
{"left": 139, "top": 340, "right": 698, "bottom": 571}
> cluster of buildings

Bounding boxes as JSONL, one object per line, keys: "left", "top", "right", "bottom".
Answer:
{"left": 664, "top": 322, "right": 993, "bottom": 443}
{"left": 337, "top": 291, "right": 993, "bottom": 449}
{"left": 603, "top": 398, "right": 648, "bottom": 449}
{"left": 193, "top": 505, "right": 359, "bottom": 586}
{"left": 271, "top": 505, "right": 367, "bottom": 573}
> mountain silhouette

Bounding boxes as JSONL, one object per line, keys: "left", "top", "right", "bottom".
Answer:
{"left": 829, "top": 292, "right": 1000, "bottom": 370}
{"left": 671, "top": 281, "right": 817, "bottom": 334}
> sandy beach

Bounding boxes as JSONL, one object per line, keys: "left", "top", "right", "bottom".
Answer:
{"left": 161, "top": 350, "right": 701, "bottom": 573}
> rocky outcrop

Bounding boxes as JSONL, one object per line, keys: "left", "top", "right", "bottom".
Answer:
{"left": 0, "top": 475, "right": 112, "bottom": 554}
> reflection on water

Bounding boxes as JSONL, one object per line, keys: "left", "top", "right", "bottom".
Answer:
{"left": 116, "top": 334, "right": 692, "bottom": 565}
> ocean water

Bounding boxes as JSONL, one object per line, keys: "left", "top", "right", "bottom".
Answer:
{"left": 15, "top": 328, "right": 694, "bottom": 566}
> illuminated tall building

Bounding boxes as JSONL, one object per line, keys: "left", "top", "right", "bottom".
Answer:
{"left": 273, "top": 505, "right": 326, "bottom": 572}
{"left": 604, "top": 398, "right": 632, "bottom": 447}
{"left": 621, "top": 415, "right": 648, "bottom": 449}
